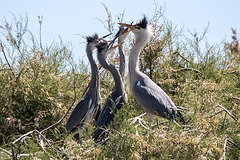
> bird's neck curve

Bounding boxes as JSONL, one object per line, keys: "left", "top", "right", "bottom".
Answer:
{"left": 129, "top": 32, "right": 150, "bottom": 85}
{"left": 98, "top": 53, "right": 124, "bottom": 96}
{"left": 118, "top": 39, "right": 125, "bottom": 78}
{"left": 86, "top": 44, "right": 100, "bottom": 91}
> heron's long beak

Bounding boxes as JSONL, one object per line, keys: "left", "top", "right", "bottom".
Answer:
{"left": 118, "top": 23, "right": 136, "bottom": 31}
{"left": 123, "top": 28, "right": 131, "bottom": 34}
{"left": 97, "top": 33, "right": 112, "bottom": 42}
{"left": 101, "top": 33, "right": 112, "bottom": 39}
{"left": 107, "top": 42, "right": 123, "bottom": 54}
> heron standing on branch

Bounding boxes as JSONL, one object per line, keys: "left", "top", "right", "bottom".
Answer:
{"left": 65, "top": 34, "right": 102, "bottom": 142}
{"left": 118, "top": 17, "right": 185, "bottom": 124}
{"left": 94, "top": 28, "right": 130, "bottom": 142}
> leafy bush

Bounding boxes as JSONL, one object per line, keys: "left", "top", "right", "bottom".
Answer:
{"left": 0, "top": 5, "right": 239, "bottom": 159}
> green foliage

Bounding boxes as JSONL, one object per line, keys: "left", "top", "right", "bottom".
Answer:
{"left": 0, "top": 14, "right": 86, "bottom": 146}
{"left": 1, "top": 6, "right": 240, "bottom": 159}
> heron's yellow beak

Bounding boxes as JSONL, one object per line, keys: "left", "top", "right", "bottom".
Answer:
{"left": 123, "top": 28, "right": 131, "bottom": 34}
{"left": 118, "top": 23, "right": 136, "bottom": 31}
{"left": 107, "top": 42, "right": 123, "bottom": 54}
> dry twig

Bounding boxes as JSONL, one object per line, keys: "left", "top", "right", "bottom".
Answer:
{"left": 232, "top": 96, "right": 240, "bottom": 102}
{"left": 11, "top": 129, "right": 57, "bottom": 160}
{"left": 220, "top": 138, "right": 240, "bottom": 160}
{"left": 0, "top": 41, "right": 15, "bottom": 77}
{"left": 0, "top": 147, "right": 11, "bottom": 157}
{"left": 173, "top": 68, "right": 205, "bottom": 78}
{"left": 208, "top": 105, "right": 240, "bottom": 125}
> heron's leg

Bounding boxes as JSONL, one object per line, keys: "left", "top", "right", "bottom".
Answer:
{"left": 168, "top": 120, "right": 171, "bottom": 131}
{"left": 156, "top": 119, "right": 159, "bottom": 129}
{"left": 71, "top": 123, "right": 85, "bottom": 143}
{"left": 146, "top": 112, "right": 153, "bottom": 124}
{"left": 74, "top": 133, "right": 81, "bottom": 143}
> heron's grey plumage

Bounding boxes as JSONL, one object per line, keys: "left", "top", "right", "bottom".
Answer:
{"left": 65, "top": 34, "right": 101, "bottom": 142}
{"left": 123, "top": 16, "right": 184, "bottom": 123}
{"left": 94, "top": 39, "right": 126, "bottom": 142}
{"left": 118, "top": 26, "right": 129, "bottom": 78}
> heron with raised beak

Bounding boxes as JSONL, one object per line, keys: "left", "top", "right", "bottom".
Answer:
{"left": 94, "top": 27, "right": 130, "bottom": 142}
{"left": 118, "top": 17, "right": 185, "bottom": 124}
{"left": 65, "top": 34, "right": 103, "bottom": 142}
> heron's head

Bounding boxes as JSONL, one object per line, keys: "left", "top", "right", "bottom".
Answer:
{"left": 96, "top": 40, "right": 121, "bottom": 59}
{"left": 86, "top": 33, "right": 99, "bottom": 50}
{"left": 118, "top": 16, "right": 152, "bottom": 41}
{"left": 118, "top": 26, "right": 131, "bottom": 43}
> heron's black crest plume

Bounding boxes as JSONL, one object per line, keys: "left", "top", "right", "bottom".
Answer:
{"left": 137, "top": 16, "right": 148, "bottom": 29}
{"left": 86, "top": 33, "right": 99, "bottom": 43}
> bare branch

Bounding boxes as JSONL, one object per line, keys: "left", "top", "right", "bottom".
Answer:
{"left": 0, "top": 41, "right": 15, "bottom": 77}
{"left": 208, "top": 105, "right": 240, "bottom": 125}
{"left": 0, "top": 147, "right": 11, "bottom": 157}
{"left": 174, "top": 51, "right": 192, "bottom": 64}
{"left": 173, "top": 68, "right": 205, "bottom": 78}
{"left": 220, "top": 138, "right": 240, "bottom": 160}
{"left": 232, "top": 96, "right": 240, "bottom": 102}
{"left": 208, "top": 109, "right": 225, "bottom": 118}
{"left": 38, "top": 15, "right": 43, "bottom": 50}
{"left": 221, "top": 138, "right": 228, "bottom": 160}
{"left": 12, "top": 129, "right": 60, "bottom": 159}
{"left": 12, "top": 130, "right": 34, "bottom": 159}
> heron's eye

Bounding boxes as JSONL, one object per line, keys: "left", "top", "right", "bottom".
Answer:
{"left": 135, "top": 25, "right": 141, "bottom": 30}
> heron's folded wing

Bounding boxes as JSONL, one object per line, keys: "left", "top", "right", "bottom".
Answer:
{"left": 133, "top": 80, "right": 172, "bottom": 118}
{"left": 65, "top": 96, "right": 92, "bottom": 131}
{"left": 94, "top": 93, "right": 125, "bottom": 142}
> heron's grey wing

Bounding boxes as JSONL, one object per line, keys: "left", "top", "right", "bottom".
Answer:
{"left": 94, "top": 93, "right": 125, "bottom": 142}
{"left": 133, "top": 77, "right": 175, "bottom": 120}
{"left": 65, "top": 96, "right": 92, "bottom": 132}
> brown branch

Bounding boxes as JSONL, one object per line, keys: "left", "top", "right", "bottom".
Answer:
{"left": 223, "top": 71, "right": 240, "bottom": 76}
{"left": 0, "top": 41, "right": 15, "bottom": 77}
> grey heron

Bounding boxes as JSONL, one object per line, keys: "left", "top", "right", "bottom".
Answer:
{"left": 94, "top": 28, "right": 130, "bottom": 142}
{"left": 118, "top": 26, "right": 129, "bottom": 77}
{"left": 65, "top": 34, "right": 102, "bottom": 142}
{"left": 118, "top": 16, "right": 185, "bottom": 124}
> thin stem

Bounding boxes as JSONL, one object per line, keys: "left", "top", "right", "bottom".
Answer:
{"left": 0, "top": 41, "right": 15, "bottom": 77}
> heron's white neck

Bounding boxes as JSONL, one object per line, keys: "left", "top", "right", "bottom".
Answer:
{"left": 129, "top": 29, "right": 151, "bottom": 85}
